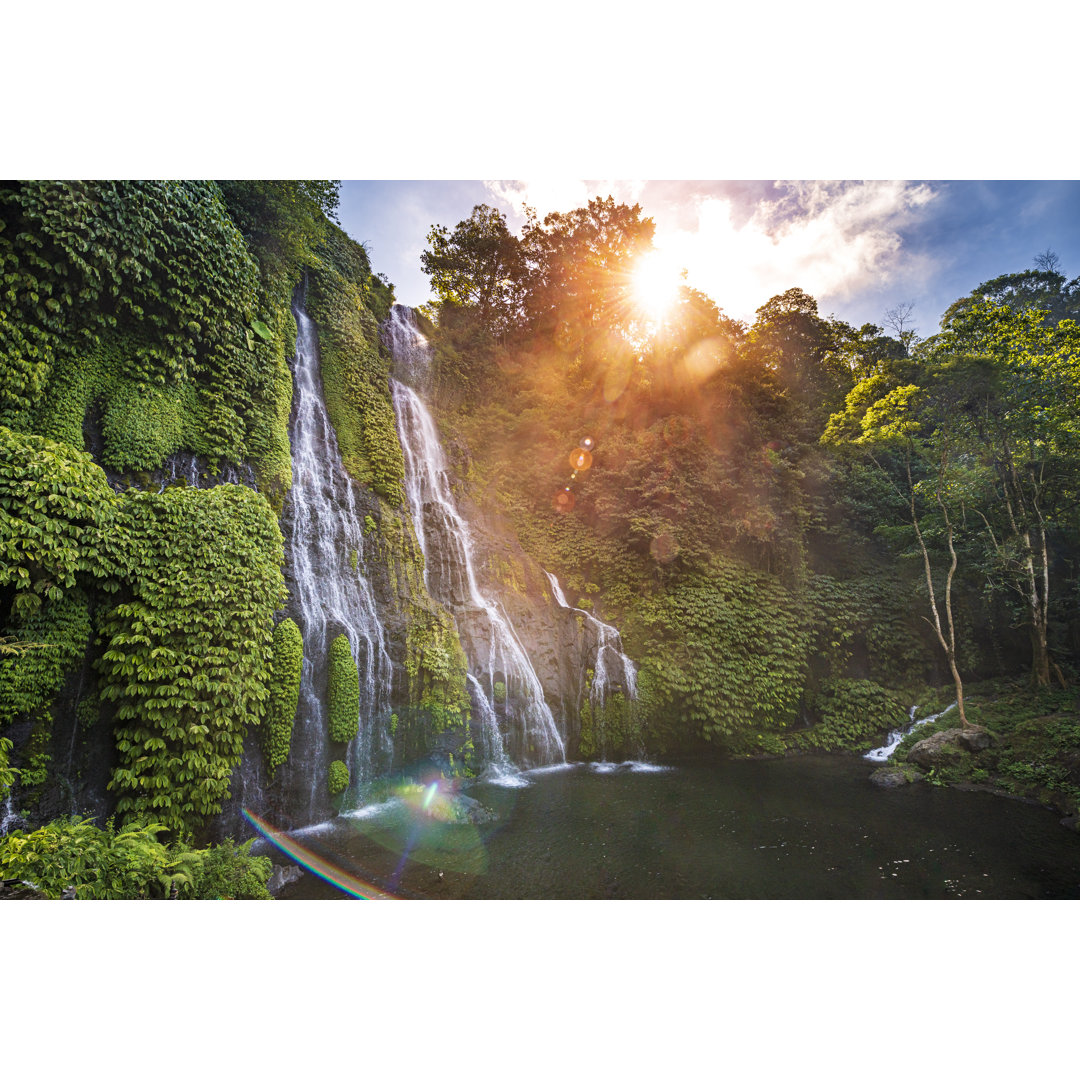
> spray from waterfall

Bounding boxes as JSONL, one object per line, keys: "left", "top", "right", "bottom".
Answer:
{"left": 261, "top": 290, "right": 394, "bottom": 824}
{"left": 544, "top": 570, "right": 637, "bottom": 709}
{"left": 385, "top": 305, "right": 565, "bottom": 770}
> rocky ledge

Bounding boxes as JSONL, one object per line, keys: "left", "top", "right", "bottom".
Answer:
{"left": 906, "top": 726, "right": 993, "bottom": 770}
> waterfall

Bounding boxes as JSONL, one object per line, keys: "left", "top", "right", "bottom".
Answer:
{"left": 544, "top": 570, "right": 637, "bottom": 709}
{"left": 385, "top": 305, "right": 565, "bottom": 770}
{"left": 1, "top": 796, "right": 26, "bottom": 837}
{"left": 865, "top": 702, "right": 957, "bottom": 762}
{"left": 265, "top": 290, "right": 394, "bottom": 823}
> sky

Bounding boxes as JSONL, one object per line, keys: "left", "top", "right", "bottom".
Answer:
{"left": 338, "top": 180, "right": 1080, "bottom": 339}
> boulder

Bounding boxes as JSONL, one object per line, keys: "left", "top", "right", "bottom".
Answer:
{"left": 870, "top": 766, "right": 923, "bottom": 789}
{"left": 267, "top": 863, "right": 303, "bottom": 895}
{"left": 907, "top": 726, "right": 993, "bottom": 770}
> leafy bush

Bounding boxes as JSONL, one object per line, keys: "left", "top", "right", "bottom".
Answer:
{"left": 187, "top": 837, "right": 272, "bottom": 900}
{"left": 98, "top": 485, "right": 285, "bottom": 835}
{"left": 0, "top": 817, "right": 194, "bottom": 899}
{"left": 327, "top": 759, "right": 350, "bottom": 796}
{"left": 264, "top": 618, "right": 303, "bottom": 775}
{"left": 791, "top": 677, "right": 908, "bottom": 752}
{"left": 0, "top": 817, "right": 272, "bottom": 899}
{"left": 327, "top": 634, "right": 359, "bottom": 743}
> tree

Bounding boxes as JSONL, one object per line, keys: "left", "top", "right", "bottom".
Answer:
{"left": 823, "top": 363, "right": 976, "bottom": 726}
{"left": 519, "top": 196, "right": 656, "bottom": 345}
{"left": 884, "top": 301, "right": 918, "bottom": 354}
{"left": 930, "top": 304, "right": 1080, "bottom": 686}
{"left": 941, "top": 267, "right": 1080, "bottom": 329}
{"left": 421, "top": 204, "right": 523, "bottom": 338}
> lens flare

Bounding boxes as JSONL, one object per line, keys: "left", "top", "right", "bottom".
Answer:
{"left": 579, "top": 436, "right": 594, "bottom": 451}
{"left": 553, "top": 488, "right": 576, "bottom": 512}
{"left": 569, "top": 448, "right": 593, "bottom": 471}
{"left": 242, "top": 808, "right": 398, "bottom": 900}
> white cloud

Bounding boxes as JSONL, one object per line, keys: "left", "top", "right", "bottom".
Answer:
{"left": 484, "top": 179, "right": 647, "bottom": 225}
{"left": 656, "top": 180, "right": 939, "bottom": 322}
{"left": 486, "top": 179, "right": 940, "bottom": 323}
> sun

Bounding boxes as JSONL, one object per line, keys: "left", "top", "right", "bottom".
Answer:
{"left": 631, "top": 250, "right": 684, "bottom": 323}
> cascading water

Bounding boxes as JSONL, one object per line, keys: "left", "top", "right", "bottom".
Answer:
{"left": 385, "top": 305, "right": 565, "bottom": 771}
{"left": 258, "top": 290, "right": 394, "bottom": 823}
{"left": 865, "top": 702, "right": 958, "bottom": 762}
{"left": 544, "top": 570, "right": 637, "bottom": 711}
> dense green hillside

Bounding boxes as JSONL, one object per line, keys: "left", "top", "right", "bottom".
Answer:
{"left": 3, "top": 183, "right": 1079, "bottom": 898}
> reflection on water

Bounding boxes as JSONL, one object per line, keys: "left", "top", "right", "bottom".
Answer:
{"left": 272, "top": 757, "right": 1080, "bottom": 900}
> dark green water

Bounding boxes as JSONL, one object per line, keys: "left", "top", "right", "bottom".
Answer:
{"left": 273, "top": 757, "right": 1080, "bottom": 899}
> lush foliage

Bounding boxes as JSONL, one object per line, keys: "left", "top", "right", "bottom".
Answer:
{"left": 0, "top": 181, "right": 289, "bottom": 478}
{"left": 0, "top": 426, "right": 119, "bottom": 619}
{"left": 98, "top": 485, "right": 285, "bottom": 835}
{"left": 0, "top": 816, "right": 271, "bottom": 899}
{"left": 306, "top": 224, "right": 402, "bottom": 503}
{"left": 791, "top": 678, "right": 908, "bottom": 752}
{"left": 635, "top": 560, "right": 810, "bottom": 750}
{"left": 421, "top": 201, "right": 1080, "bottom": 761}
{"left": 263, "top": 618, "right": 303, "bottom": 775}
{"left": 326, "top": 633, "right": 360, "bottom": 744}
{"left": 327, "top": 759, "right": 350, "bottom": 796}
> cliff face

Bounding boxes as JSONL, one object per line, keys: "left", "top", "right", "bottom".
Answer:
{"left": 0, "top": 184, "right": 642, "bottom": 841}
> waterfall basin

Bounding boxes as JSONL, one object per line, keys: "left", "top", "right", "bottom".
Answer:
{"left": 270, "top": 755, "right": 1080, "bottom": 899}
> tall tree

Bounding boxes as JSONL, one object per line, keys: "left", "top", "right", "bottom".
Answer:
{"left": 421, "top": 204, "right": 523, "bottom": 338}
{"left": 519, "top": 196, "right": 656, "bottom": 346}
{"left": 930, "top": 303, "right": 1080, "bottom": 686}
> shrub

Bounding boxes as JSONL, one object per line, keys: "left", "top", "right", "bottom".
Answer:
{"left": 264, "top": 618, "right": 303, "bottom": 775}
{"left": 327, "top": 634, "right": 359, "bottom": 743}
{"left": 328, "top": 759, "right": 350, "bottom": 796}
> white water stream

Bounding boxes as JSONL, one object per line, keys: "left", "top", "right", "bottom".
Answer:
{"left": 865, "top": 702, "right": 958, "bottom": 762}
{"left": 276, "top": 292, "right": 394, "bottom": 818}
{"left": 386, "top": 306, "right": 565, "bottom": 770}
{"left": 544, "top": 570, "right": 637, "bottom": 709}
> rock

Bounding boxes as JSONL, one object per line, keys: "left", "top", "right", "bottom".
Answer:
{"left": 267, "top": 863, "right": 303, "bottom": 895}
{"left": 450, "top": 794, "right": 498, "bottom": 825}
{"left": 870, "top": 766, "right": 923, "bottom": 788}
{"left": 907, "top": 726, "right": 992, "bottom": 770}
{"left": 956, "top": 727, "right": 993, "bottom": 752}
{"left": 1060, "top": 815, "right": 1080, "bottom": 834}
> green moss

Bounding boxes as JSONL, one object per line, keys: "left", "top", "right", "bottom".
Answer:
{"left": 327, "top": 634, "right": 360, "bottom": 743}
{"left": 264, "top": 618, "right": 302, "bottom": 775}
{"left": 306, "top": 224, "right": 404, "bottom": 505}
{"left": 1, "top": 181, "right": 296, "bottom": 497}
{"left": 328, "top": 759, "right": 350, "bottom": 796}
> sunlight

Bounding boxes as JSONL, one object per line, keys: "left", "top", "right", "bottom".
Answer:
{"left": 632, "top": 250, "right": 684, "bottom": 323}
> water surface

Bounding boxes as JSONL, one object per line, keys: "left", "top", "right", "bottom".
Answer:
{"left": 274, "top": 757, "right": 1080, "bottom": 900}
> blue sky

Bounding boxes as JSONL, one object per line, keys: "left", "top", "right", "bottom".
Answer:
{"left": 338, "top": 180, "right": 1080, "bottom": 340}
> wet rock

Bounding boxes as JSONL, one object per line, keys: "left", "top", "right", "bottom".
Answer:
{"left": 0, "top": 879, "right": 46, "bottom": 900}
{"left": 870, "top": 766, "right": 923, "bottom": 788}
{"left": 908, "top": 726, "right": 992, "bottom": 770}
{"left": 267, "top": 863, "right": 303, "bottom": 895}
{"left": 450, "top": 794, "right": 498, "bottom": 825}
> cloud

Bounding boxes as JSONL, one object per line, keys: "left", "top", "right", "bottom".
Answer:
{"left": 483, "top": 179, "right": 647, "bottom": 225}
{"left": 486, "top": 179, "right": 940, "bottom": 323}
{"left": 656, "top": 180, "right": 940, "bottom": 322}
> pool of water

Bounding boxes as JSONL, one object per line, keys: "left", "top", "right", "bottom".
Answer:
{"left": 271, "top": 757, "right": 1080, "bottom": 899}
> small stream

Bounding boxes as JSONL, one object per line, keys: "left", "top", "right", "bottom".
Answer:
{"left": 271, "top": 756, "right": 1080, "bottom": 899}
